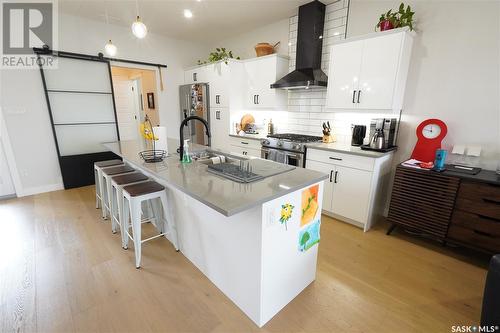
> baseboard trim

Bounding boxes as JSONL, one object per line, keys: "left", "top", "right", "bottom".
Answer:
{"left": 18, "top": 183, "right": 64, "bottom": 197}
{"left": 0, "top": 193, "right": 16, "bottom": 200}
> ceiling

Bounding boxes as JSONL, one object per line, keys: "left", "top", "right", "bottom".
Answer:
{"left": 59, "top": 0, "right": 338, "bottom": 44}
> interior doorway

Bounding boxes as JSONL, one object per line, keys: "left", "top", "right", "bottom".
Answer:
{"left": 111, "top": 66, "right": 160, "bottom": 141}
{"left": 0, "top": 120, "right": 16, "bottom": 198}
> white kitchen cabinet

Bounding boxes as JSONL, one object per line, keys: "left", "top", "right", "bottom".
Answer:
{"left": 330, "top": 165, "right": 372, "bottom": 224}
{"left": 209, "top": 107, "right": 230, "bottom": 151}
{"left": 229, "top": 136, "right": 262, "bottom": 158}
{"left": 244, "top": 54, "right": 289, "bottom": 109}
{"left": 184, "top": 66, "right": 207, "bottom": 84}
{"left": 305, "top": 147, "right": 393, "bottom": 231}
{"left": 206, "top": 62, "right": 229, "bottom": 108}
{"left": 326, "top": 28, "right": 413, "bottom": 112}
{"left": 230, "top": 145, "right": 261, "bottom": 158}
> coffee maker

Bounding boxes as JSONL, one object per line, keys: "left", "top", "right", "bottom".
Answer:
{"left": 368, "top": 118, "right": 398, "bottom": 149}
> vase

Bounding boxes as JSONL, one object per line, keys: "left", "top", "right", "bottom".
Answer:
{"left": 379, "top": 20, "right": 394, "bottom": 31}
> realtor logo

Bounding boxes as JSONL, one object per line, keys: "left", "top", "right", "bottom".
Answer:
{"left": 1, "top": 1, "right": 58, "bottom": 69}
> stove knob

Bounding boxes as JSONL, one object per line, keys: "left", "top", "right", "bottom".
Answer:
{"left": 294, "top": 144, "right": 302, "bottom": 150}
{"left": 277, "top": 140, "right": 283, "bottom": 147}
{"left": 261, "top": 139, "right": 270, "bottom": 145}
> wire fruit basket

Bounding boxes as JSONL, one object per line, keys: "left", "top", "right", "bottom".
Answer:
{"left": 139, "top": 116, "right": 166, "bottom": 163}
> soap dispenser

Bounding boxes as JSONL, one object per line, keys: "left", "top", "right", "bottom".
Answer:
{"left": 181, "top": 139, "right": 192, "bottom": 164}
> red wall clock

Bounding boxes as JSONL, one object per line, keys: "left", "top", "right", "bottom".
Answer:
{"left": 411, "top": 118, "right": 448, "bottom": 163}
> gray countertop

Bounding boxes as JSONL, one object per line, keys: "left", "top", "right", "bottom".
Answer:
{"left": 230, "top": 133, "right": 393, "bottom": 158}
{"left": 104, "top": 139, "right": 328, "bottom": 217}
{"left": 305, "top": 142, "right": 395, "bottom": 158}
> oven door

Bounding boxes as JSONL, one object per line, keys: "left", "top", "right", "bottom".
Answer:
{"left": 261, "top": 147, "right": 304, "bottom": 167}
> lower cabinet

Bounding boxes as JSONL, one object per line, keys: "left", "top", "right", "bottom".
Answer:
{"left": 230, "top": 145, "right": 261, "bottom": 158}
{"left": 306, "top": 148, "right": 393, "bottom": 231}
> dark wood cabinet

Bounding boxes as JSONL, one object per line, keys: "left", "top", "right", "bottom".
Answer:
{"left": 387, "top": 165, "right": 500, "bottom": 254}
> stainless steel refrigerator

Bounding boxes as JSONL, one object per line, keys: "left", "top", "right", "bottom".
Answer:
{"left": 179, "top": 83, "right": 210, "bottom": 146}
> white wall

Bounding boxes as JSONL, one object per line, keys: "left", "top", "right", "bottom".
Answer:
{"left": 209, "top": 18, "right": 290, "bottom": 60}
{"left": 0, "top": 13, "right": 208, "bottom": 196}
{"left": 347, "top": 0, "right": 500, "bottom": 169}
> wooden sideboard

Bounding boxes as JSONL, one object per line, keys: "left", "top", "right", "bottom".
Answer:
{"left": 387, "top": 165, "right": 500, "bottom": 254}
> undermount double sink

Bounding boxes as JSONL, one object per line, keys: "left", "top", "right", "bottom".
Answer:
{"left": 189, "top": 149, "right": 295, "bottom": 183}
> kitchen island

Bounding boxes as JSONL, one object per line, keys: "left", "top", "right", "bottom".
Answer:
{"left": 104, "top": 139, "right": 327, "bottom": 327}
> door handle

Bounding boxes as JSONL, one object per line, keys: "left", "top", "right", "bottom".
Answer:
{"left": 357, "top": 90, "right": 361, "bottom": 103}
{"left": 352, "top": 90, "right": 356, "bottom": 104}
{"left": 334, "top": 171, "right": 338, "bottom": 183}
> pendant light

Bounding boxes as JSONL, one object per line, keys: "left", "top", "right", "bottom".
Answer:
{"left": 131, "top": 0, "right": 147, "bottom": 39}
{"left": 103, "top": 8, "right": 117, "bottom": 56}
{"left": 105, "top": 40, "right": 117, "bottom": 56}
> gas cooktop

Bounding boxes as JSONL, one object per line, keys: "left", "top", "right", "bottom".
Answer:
{"left": 267, "top": 133, "right": 322, "bottom": 143}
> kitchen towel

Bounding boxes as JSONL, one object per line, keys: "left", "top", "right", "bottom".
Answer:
{"left": 152, "top": 126, "right": 168, "bottom": 154}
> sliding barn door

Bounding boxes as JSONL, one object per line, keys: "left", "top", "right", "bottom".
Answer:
{"left": 37, "top": 54, "right": 120, "bottom": 189}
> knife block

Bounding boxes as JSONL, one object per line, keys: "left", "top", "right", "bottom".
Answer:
{"left": 322, "top": 134, "right": 334, "bottom": 143}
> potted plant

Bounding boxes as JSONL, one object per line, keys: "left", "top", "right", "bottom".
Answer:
{"left": 198, "top": 47, "right": 240, "bottom": 65}
{"left": 376, "top": 3, "right": 415, "bottom": 31}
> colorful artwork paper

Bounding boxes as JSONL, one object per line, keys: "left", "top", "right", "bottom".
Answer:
{"left": 301, "top": 184, "right": 319, "bottom": 227}
{"left": 298, "top": 219, "right": 320, "bottom": 252}
{"left": 279, "top": 203, "right": 294, "bottom": 230}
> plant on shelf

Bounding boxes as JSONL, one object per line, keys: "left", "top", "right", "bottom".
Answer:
{"left": 197, "top": 47, "right": 240, "bottom": 65}
{"left": 376, "top": 2, "right": 415, "bottom": 31}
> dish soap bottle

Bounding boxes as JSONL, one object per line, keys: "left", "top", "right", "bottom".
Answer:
{"left": 182, "top": 139, "right": 192, "bottom": 164}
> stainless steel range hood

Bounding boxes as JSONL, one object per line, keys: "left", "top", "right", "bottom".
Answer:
{"left": 271, "top": 0, "right": 328, "bottom": 90}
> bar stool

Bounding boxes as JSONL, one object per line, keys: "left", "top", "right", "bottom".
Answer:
{"left": 109, "top": 172, "right": 149, "bottom": 241}
{"left": 122, "top": 181, "right": 179, "bottom": 268}
{"left": 101, "top": 165, "right": 135, "bottom": 220}
{"left": 94, "top": 159, "right": 123, "bottom": 209}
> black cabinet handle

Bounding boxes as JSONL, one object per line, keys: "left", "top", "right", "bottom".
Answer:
{"left": 357, "top": 90, "right": 361, "bottom": 103}
{"left": 329, "top": 157, "right": 342, "bottom": 161}
{"left": 329, "top": 170, "right": 333, "bottom": 182}
{"left": 257, "top": 95, "right": 259, "bottom": 104}
{"left": 334, "top": 170, "right": 338, "bottom": 183}
{"left": 193, "top": 73, "right": 197, "bottom": 82}
{"left": 241, "top": 142, "right": 249, "bottom": 145}
{"left": 216, "top": 111, "right": 220, "bottom": 120}
{"left": 253, "top": 95, "right": 256, "bottom": 104}
{"left": 352, "top": 90, "right": 356, "bottom": 103}
{"left": 216, "top": 95, "right": 220, "bottom": 104}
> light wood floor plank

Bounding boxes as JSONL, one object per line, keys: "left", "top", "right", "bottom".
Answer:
{"left": 0, "top": 186, "right": 489, "bottom": 332}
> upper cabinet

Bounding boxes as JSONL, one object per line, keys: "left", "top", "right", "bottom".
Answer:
{"left": 326, "top": 28, "right": 414, "bottom": 112}
{"left": 243, "top": 54, "right": 289, "bottom": 110}
{"left": 184, "top": 66, "right": 207, "bottom": 84}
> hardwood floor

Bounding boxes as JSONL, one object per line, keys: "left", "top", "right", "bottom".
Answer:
{"left": 0, "top": 186, "right": 490, "bottom": 332}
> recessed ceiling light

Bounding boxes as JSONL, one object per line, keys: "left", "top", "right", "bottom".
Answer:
{"left": 184, "top": 9, "right": 193, "bottom": 18}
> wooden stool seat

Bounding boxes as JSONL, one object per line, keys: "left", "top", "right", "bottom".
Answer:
{"left": 112, "top": 172, "right": 149, "bottom": 185}
{"left": 123, "top": 181, "right": 165, "bottom": 197}
{"left": 103, "top": 165, "right": 135, "bottom": 176}
{"left": 95, "top": 159, "right": 123, "bottom": 168}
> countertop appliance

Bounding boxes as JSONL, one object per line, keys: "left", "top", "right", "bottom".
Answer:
{"left": 351, "top": 125, "right": 366, "bottom": 146}
{"left": 368, "top": 118, "right": 398, "bottom": 149}
{"left": 179, "top": 83, "right": 210, "bottom": 146}
{"left": 261, "top": 133, "right": 322, "bottom": 167}
{"left": 270, "top": 1, "right": 328, "bottom": 90}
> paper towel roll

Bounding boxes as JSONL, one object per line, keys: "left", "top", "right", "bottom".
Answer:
{"left": 152, "top": 126, "right": 168, "bottom": 154}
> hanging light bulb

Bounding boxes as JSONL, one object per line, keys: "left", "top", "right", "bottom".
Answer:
{"left": 132, "top": 15, "right": 148, "bottom": 39}
{"left": 105, "top": 40, "right": 117, "bottom": 57}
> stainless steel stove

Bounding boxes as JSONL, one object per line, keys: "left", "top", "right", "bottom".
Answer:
{"left": 261, "top": 133, "right": 322, "bottom": 167}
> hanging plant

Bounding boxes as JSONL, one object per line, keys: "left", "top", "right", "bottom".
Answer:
{"left": 376, "top": 3, "right": 415, "bottom": 31}
{"left": 197, "top": 47, "right": 240, "bottom": 65}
